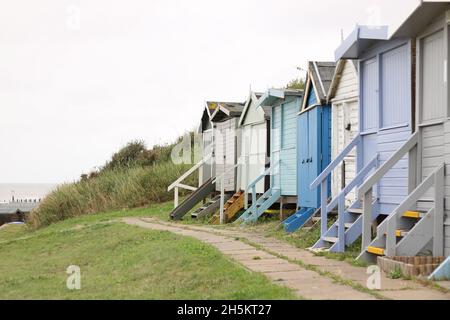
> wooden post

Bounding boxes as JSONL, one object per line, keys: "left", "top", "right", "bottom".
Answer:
{"left": 408, "top": 145, "right": 417, "bottom": 194}
{"left": 361, "top": 188, "right": 373, "bottom": 251}
{"left": 279, "top": 197, "right": 284, "bottom": 221}
{"left": 244, "top": 155, "right": 249, "bottom": 209}
{"left": 174, "top": 186, "right": 179, "bottom": 208}
{"left": 341, "top": 160, "right": 346, "bottom": 190}
{"left": 386, "top": 212, "right": 397, "bottom": 257}
{"left": 320, "top": 180, "right": 328, "bottom": 236}
{"left": 433, "top": 164, "right": 445, "bottom": 256}
{"left": 219, "top": 180, "right": 225, "bottom": 224}
{"left": 252, "top": 185, "right": 257, "bottom": 218}
{"left": 198, "top": 163, "right": 203, "bottom": 187}
{"left": 337, "top": 195, "right": 345, "bottom": 252}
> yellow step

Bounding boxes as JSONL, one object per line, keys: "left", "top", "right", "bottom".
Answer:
{"left": 403, "top": 211, "right": 421, "bottom": 219}
{"left": 264, "top": 209, "right": 296, "bottom": 215}
{"left": 384, "top": 230, "right": 408, "bottom": 237}
{"left": 396, "top": 229, "right": 408, "bottom": 237}
{"left": 367, "top": 246, "right": 385, "bottom": 256}
{"left": 210, "top": 192, "right": 245, "bottom": 224}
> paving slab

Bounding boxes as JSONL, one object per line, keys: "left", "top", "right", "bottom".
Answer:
{"left": 224, "top": 249, "right": 269, "bottom": 256}
{"left": 211, "top": 242, "right": 255, "bottom": 251}
{"left": 437, "top": 281, "right": 450, "bottom": 290}
{"left": 266, "top": 271, "right": 317, "bottom": 281}
{"left": 278, "top": 276, "right": 376, "bottom": 300}
{"left": 183, "top": 223, "right": 450, "bottom": 300}
{"left": 381, "top": 289, "right": 450, "bottom": 300}
{"left": 241, "top": 258, "right": 297, "bottom": 267}
{"left": 243, "top": 261, "right": 302, "bottom": 273}
{"left": 124, "top": 218, "right": 450, "bottom": 300}
{"left": 228, "top": 251, "right": 275, "bottom": 261}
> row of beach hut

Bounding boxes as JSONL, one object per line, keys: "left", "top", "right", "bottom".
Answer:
{"left": 168, "top": 1, "right": 450, "bottom": 263}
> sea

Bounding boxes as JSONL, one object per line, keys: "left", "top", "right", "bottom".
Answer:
{"left": 0, "top": 183, "right": 57, "bottom": 203}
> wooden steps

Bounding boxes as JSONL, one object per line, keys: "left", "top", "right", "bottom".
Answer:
{"left": 347, "top": 208, "right": 363, "bottom": 214}
{"left": 348, "top": 209, "right": 423, "bottom": 218}
{"left": 323, "top": 236, "right": 338, "bottom": 243}
{"left": 382, "top": 229, "right": 408, "bottom": 237}
{"left": 365, "top": 210, "right": 426, "bottom": 258}
{"left": 396, "top": 229, "right": 408, "bottom": 237}
{"left": 403, "top": 210, "right": 423, "bottom": 219}
{"left": 344, "top": 223, "right": 353, "bottom": 229}
{"left": 191, "top": 195, "right": 225, "bottom": 219}
{"left": 170, "top": 178, "right": 215, "bottom": 220}
{"left": 210, "top": 191, "right": 245, "bottom": 224}
{"left": 264, "top": 209, "right": 296, "bottom": 215}
{"left": 367, "top": 246, "right": 385, "bottom": 256}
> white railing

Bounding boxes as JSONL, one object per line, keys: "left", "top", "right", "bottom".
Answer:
{"left": 310, "top": 133, "right": 361, "bottom": 236}
{"left": 167, "top": 153, "right": 212, "bottom": 208}
{"left": 357, "top": 132, "right": 419, "bottom": 250}
{"left": 385, "top": 163, "right": 445, "bottom": 257}
{"left": 332, "top": 156, "right": 378, "bottom": 251}
{"left": 245, "top": 159, "right": 280, "bottom": 219}
{"left": 213, "top": 162, "right": 242, "bottom": 224}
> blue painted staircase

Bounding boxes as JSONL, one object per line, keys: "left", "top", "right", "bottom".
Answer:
{"left": 283, "top": 207, "right": 316, "bottom": 233}
{"left": 311, "top": 199, "right": 378, "bottom": 252}
{"left": 309, "top": 133, "right": 379, "bottom": 253}
{"left": 237, "top": 189, "right": 281, "bottom": 224}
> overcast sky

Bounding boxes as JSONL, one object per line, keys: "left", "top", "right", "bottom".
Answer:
{"left": 0, "top": 0, "right": 420, "bottom": 184}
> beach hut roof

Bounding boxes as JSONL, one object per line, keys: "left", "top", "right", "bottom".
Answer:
{"left": 335, "top": 25, "right": 389, "bottom": 61}
{"left": 308, "top": 61, "right": 336, "bottom": 102}
{"left": 326, "top": 59, "right": 358, "bottom": 102}
{"left": 300, "top": 61, "right": 336, "bottom": 112}
{"left": 197, "top": 102, "right": 214, "bottom": 133}
{"left": 210, "top": 101, "right": 244, "bottom": 122}
{"left": 391, "top": 1, "right": 450, "bottom": 38}
{"left": 238, "top": 91, "right": 267, "bottom": 126}
{"left": 256, "top": 88, "right": 303, "bottom": 109}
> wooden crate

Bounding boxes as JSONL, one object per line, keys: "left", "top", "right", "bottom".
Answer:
{"left": 377, "top": 256, "right": 445, "bottom": 278}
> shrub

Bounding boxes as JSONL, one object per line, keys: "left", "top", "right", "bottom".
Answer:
{"left": 28, "top": 162, "right": 196, "bottom": 228}
{"left": 28, "top": 133, "right": 198, "bottom": 228}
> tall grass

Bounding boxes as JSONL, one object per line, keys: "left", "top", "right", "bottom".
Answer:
{"left": 28, "top": 161, "right": 196, "bottom": 229}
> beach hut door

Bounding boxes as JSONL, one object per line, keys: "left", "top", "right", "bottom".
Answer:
{"left": 298, "top": 111, "right": 317, "bottom": 207}
{"left": 418, "top": 29, "right": 446, "bottom": 202}
{"left": 202, "top": 129, "right": 213, "bottom": 183}
{"left": 360, "top": 57, "right": 379, "bottom": 197}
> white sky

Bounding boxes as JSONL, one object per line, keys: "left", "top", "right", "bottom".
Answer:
{"left": 0, "top": 0, "right": 420, "bottom": 184}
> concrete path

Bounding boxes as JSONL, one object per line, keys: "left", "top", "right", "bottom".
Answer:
{"left": 123, "top": 217, "right": 450, "bottom": 300}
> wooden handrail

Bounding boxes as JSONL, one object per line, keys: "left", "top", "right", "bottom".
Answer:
{"left": 385, "top": 163, "right": 444, "bottom": 256}
{"left": 212, "top": 162, "right": 241, "bottom": 184}
{"left": 357, "top": 132, "right": 418, "bottom": 198}
{"left": 246, "top": 159, "right": 280, "bottom": 191}
{"left": 311, "top": 133, "right": 361, "bottom": 190}
{"left": 240, "top": 159, "right": 280, "bottom": 222}
{"left": 326, "top": 155, "right": 378, "bottom": 213}
{"left": 215, "top": 161, "right": 244, "bottom": 224}
{"left": 176, "top": 183, "right": 198, "bottom": 192}
{"left": 167, "top": 153, "right": 212, "bottom": 191}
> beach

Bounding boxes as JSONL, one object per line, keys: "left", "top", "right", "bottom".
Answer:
{"left": 0, "top": 183, "right": 56, "bottom": 203}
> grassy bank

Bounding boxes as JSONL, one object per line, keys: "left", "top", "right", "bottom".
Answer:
{"left": 28, "top": 162, "right": 195, "bottom": 229}
{"left": 0, "top": 203, "right": 296, "bottom": 300}
{"left": 27, "top": 136, "right": 201, "bottom": 228}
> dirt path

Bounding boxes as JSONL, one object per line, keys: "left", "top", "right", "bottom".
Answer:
{"left": 123, "top": 217, "right": 450, "bottom": 300}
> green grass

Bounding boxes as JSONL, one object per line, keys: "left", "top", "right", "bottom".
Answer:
{"left": 28, "top": 162, "right": 196, "bottom": 229}
{"left": 388, "top": 268, "right": 404, "bottom": 280}
{"left": 0, "top": 204, "right": 296, "bottom": 300}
